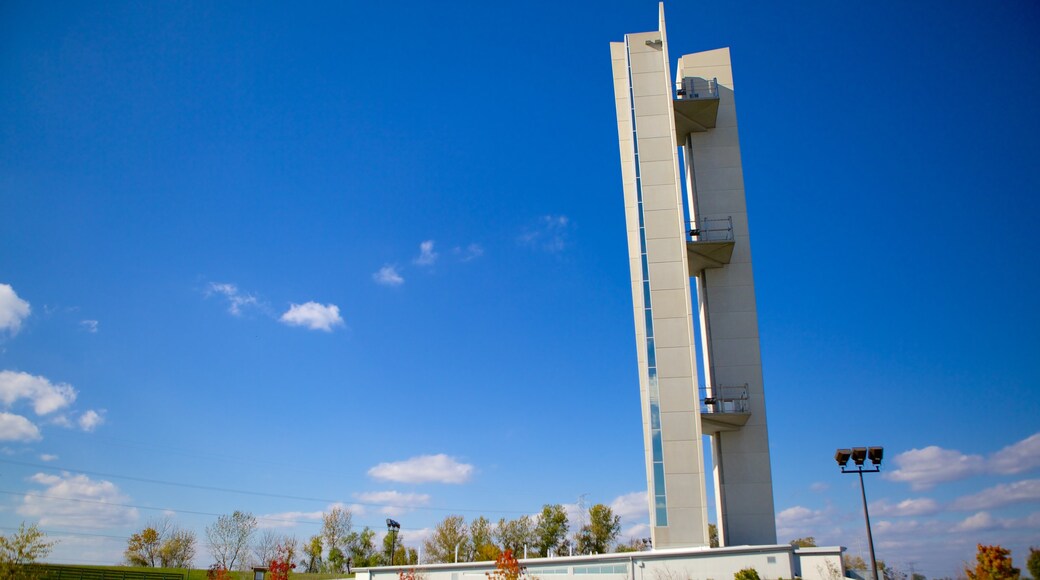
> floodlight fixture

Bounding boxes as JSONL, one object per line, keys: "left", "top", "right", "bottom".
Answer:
{"left": 868, "top": 446, "right": 884, "bottom": 466}
{"left": 835, "top": 448, "right": 851, "bottom": 467}
{"left": 851, "top": 447, "right": 867, "bottom": 466}
{"left": 386, "top": 519, "right": 402, "bottom": 566}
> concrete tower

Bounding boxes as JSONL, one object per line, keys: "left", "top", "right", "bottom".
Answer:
{"left": 610, "top": 5, "right": 777, "bottom": 548}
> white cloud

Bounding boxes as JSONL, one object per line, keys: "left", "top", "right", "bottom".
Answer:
{"left": 988, "top": 433, "right": 1040, "bottom": 475}
{"left": 414, "top": 240, "right": 438, "bottom": 266}
{"left": 0, "top": 370, "right": 77, "bottom": 415}
{"left": 40, "top": 454, "right": 58, "bottom": 462}
{"left": 0, "top": 284, "right": 31, "bottom": 337}
{"left": 809, "top": 482, "right": 830, "bottom": 493}
{"left": 279, "top": 302, "right": 344, "bottom": 332}
{"left": 0, "top": 412, "right": 41, "bottom": 441}
{"left": 951, "top": 479, "right": 1040, "bottom": 511}
{"left": 373, "top": 265, "right": 405, "bottom": 286}
{"left": 78, "top": 410, "right": 104, "bottom": 432}
{"left": 18, "top": 472, "right": 138, "bottom": 528}
{"left": 257, "top": 509, "right": 325, "bottom": 529}
{"left": 775, "top": 505, "right": 833, "bottom": 540}
{"left": 619, "top": 522, "right": 650, "bottom": 541}
{"left": 354, "top": 490, "right": 431, "bottom": 516}
{"left": 519, "top": 215, "right": 571, "bottom": 253}
{"left": 885, "top": 433, "right": 1040, "bottom": 490}
{"left": 80, "top": 320, "right": 99, "bottom": 333}
{"left": 885, "top": 445, "right": 986, "bottom": 490}
{"left": 870, "top": 497, "right": 940, "bottom": 517}
{"left": 454, "top": 243, "right": 484, "bottom": 262}
{"left": 206, "top": 282, "right": 261, "bottom": 316}
{"left": 952, "top": 511, "right": 999, "bottom": 533}
{"left": 368, "top": 454, "right": 474, "bottom": 484}
{"left": 610, "top": 491, "right": 649, "bottom": 522}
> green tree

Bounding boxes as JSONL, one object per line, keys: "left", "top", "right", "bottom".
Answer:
{"left": 495, "top": 516, "right": 535, "bottom": 556}
{"left": 709, "top": 523, "right": 718, "bottom": 548}
{"left": 125, "top": 527, "right": 162, "bottom": 567}
{"left": 321, "top": 507, "right": 352, "bottom": 572}
{"left": 735, "top": 568, "right": 761, "bottom": 580}
{"left": 382, "top": 532, "right": 416, "bottom": 565}
{"left": 206, "top": 511, "right": 257, "bottom": 571}
{"left": 1026, "top": 548, "right": 1040, "bottom": 580}
{"left": 471, "top": 516, "right": 500, "bottom": 561}
{"left": 789, "top": 537, "right": 817, "bottom": 548}
{"left": 844, "top": 555, "right": 868, "bottom": 571}
{"left": 575, "top": 504, "right": 620, "bottom": 554}
{"left": 965, "top": 544, "right": 1020, "bottom": 580}
{"left": 0, "top": 522, "right": 54, "bottom": 580}
{"left": 345, "top": 527, "right": 379, "bottom": 567}
{"left": 159, "top": 528, "right": 196, "bottom": 568}
{"left": 302, "top": 535, "right": 323, "bottom": 573}
{"left": 533, "top": 504, "right": 569, "bottom": 557}
{"left": 423, "top": 515, "right": 470, "bottom": 563}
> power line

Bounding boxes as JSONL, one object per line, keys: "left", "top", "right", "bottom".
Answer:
{"left": 0, "top": 458, "right": 529, "bottom": 515}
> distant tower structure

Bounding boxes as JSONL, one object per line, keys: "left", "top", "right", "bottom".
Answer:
{"left": 610, "top": 4, "right": 777, "bottom": 548}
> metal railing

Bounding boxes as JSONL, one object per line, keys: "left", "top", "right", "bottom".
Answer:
{"left": 700, "top": 384, "right": 750, "bottom": 414}
{"left": 687, "top": 217, "right": 733, "bottom": 242}
{"left": 37, "top": 565, "right": 185, "bottom": 580}
{"left": 676, "top": 76, "right": 719, "bottom": 100}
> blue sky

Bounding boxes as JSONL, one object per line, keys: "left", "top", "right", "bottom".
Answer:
{"left": 1, "top": 1, "right": 1039, "bottom": 577}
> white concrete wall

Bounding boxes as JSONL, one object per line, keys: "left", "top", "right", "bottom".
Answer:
{"left": 677, "top": 48, "right": 777, "bottom": 547}
{"left": 611, "top": 11, "right": 708, "bottom": 548}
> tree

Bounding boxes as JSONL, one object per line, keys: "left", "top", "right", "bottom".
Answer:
{"left": 254, "top": 530, "right": 282, "bottom": 570}
{"left": 159, "top": 528, "right": 197, "bottom": 568}
{"left": 709, "top": 524, "right": 718, "bottom": 548}
{"left": 126, "top": 527, "right": 162, "bottom": 567}
{"left": 575, "top": 504, "right": 620, "bottom": 555}
{"left": 533, "top": 505, "right": 569, "bottom": 557}
{"left": 495, "top": 516, "right": 535, "bottom": 556}
{"left": 789, "top": 537, "right": 817, "bottom": 548}
{"left": 269, "top": 542, "right": 297, "bottom": 580}
{"left": 0, "top": 522, "right": 54, "bottom": 580}
{"left": 423, "top": 515, "right": 471, "bottom": 563}
{"left": 844, "top": 555, "right": 868, "bottom": 571}
{"left": 471, "top": 516, "right": 500, "bottom": 562}
{"left": 966, "top": 544, "right": 1020, "bottom": 580}
{"left": 486, "top": 549, "right": 527, "bottom": 580}
{"left": 734, "top": 568, "right": 761, "bottom": 580}
{"left": 126, "top": 518, "right": 196, "bottom": 569}
{"left": 1026, "top": 548, "right": 1040, "bottom": 580}
{"left": 302, "top": 535, "right": 323, "bottom": 573}
{"left": 345, "top": 527, "right": 378, "bottom": 567}
{"left": 206, "top": 510, "right": 258, "bottom": 571}
{"left": 321, "top": 507, "right": 352, "bottom": 572}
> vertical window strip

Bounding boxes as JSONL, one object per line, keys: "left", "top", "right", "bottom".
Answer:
{"left": 625, "top": 36, "right": 667, "bottom": 528}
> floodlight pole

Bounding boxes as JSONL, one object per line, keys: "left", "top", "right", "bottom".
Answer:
{"left": 854, "top": 466, "right": 879, "bottom": 580}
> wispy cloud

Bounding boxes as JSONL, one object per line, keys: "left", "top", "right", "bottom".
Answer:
{"left": 40, "top": 454, "right": 58, "bottom": 462}
{"left": 19, "top": 472, "right": 138, "bottom": 528}
{"left": 206, "top": 282, "right": 261, "bottom": 316}
{"left": 373, "top": 265, "right": 405, "bottom": 287}
{"left": 870, "top": 497, "right": 940, "bottom": 517}
{"left": 79, "top": 320, "right": 99, "bottom": 333}
{"left": 886, "top": 432, "right": 1040, "bottom": 490}
{"left": 78, "top": 410, "right": 105, "bottom": 432}
{"left": 0, "top": 284, "right": 31, "bottom": 337}
{"left": 454, "top": 243, "right": 484, "bottom": 262}
{"left": 414, "top": 241, "right": 438, "bottom": 266}
{"left": 279, "top": 302, "right": 344, "bottom": 332}
{"left": 354, "top": 490, "right": 431, "bottom": 516}
{"left": 519, "top": 215, "right": 571, "bottom": 253}
{"left": 368, "top": 454, "right": 474, "bottom": 484}
{"left": 950, "top": 479, "right": 1040, "bottom": 511}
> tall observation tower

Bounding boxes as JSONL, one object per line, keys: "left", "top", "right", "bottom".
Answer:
{"left": 610, "top": 5, "right": 777, "bottom": 549}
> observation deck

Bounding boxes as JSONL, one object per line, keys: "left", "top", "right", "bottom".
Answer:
{"left": 699, "top": 384, "right": 750, "bottom": 434}
{"left": 674, "top": 76, "right": 720, "bottom": 142}
{"left": 686, "top": 217, "right": 735, "bottom": 273}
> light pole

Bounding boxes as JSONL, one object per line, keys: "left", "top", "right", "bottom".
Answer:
{"left": 835, "top": 447, "right": 883, "bottom": 580}
{"left": 386, "top": 518, "right": 401, "bottom": 566}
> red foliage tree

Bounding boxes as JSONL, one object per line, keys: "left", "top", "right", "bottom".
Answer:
{"left": 965, "top": 544, "right": 1021, "bottom": 580}
{"left": 486, "top": 549, "right": 526, "bottom": 580}
{"left": 207, "top": 564, "right": 231, "bottom": 580}
{"left": 270, "top": 542, "right": 298, "bottom": 580}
